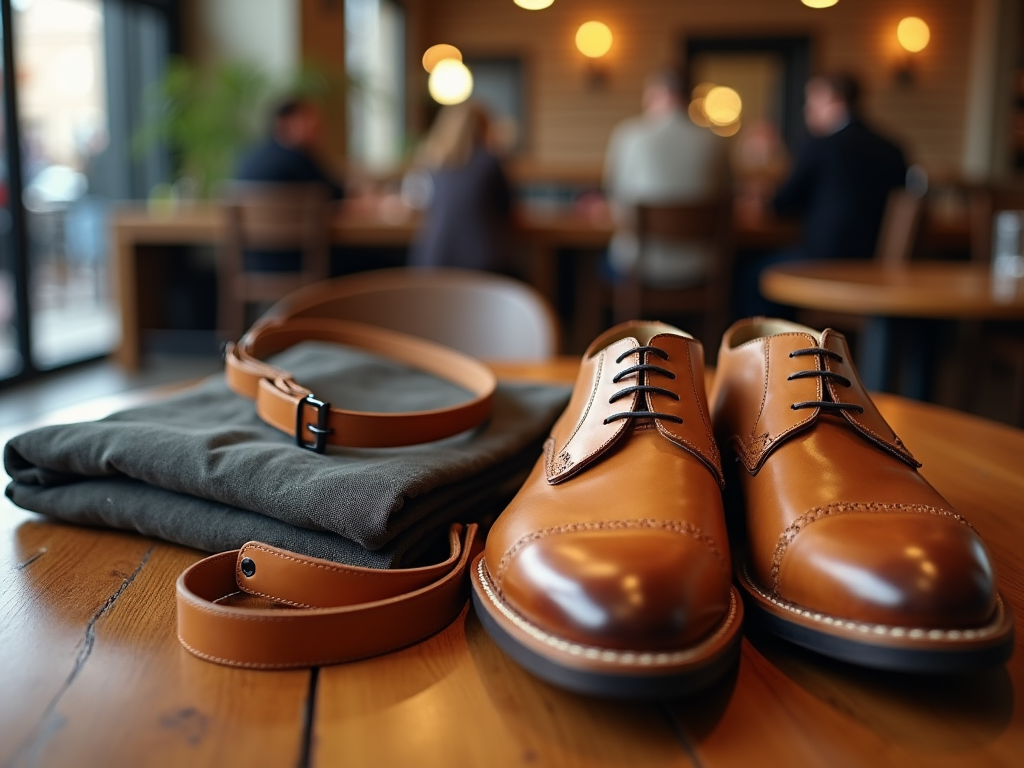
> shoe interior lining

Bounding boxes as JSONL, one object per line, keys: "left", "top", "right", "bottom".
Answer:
{"left": 585, "top": 322, "right": 692, "bottom": 357}
{"left": 729, "top": 319, "right": 823, "bottom": 348}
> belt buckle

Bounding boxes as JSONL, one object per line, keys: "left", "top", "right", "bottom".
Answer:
{"left": 296, "top": 394, "right": 333, "bottom": 454}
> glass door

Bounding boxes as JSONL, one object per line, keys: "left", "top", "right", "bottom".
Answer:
{"left": 0, "top": 0, "right": 174, "bottom": 385}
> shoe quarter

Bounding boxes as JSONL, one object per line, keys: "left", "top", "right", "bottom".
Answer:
{"left": 545, "top": 337, "right": 640, "bottom": 484}
{"left": 821, "top": 330, "right": 920, "bottom": 468}
{"left": 647, "top": 334, "right": 724, "bottom": 487}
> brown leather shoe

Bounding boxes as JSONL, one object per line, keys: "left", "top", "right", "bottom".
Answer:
{"left": 710, "top": 318, "right": 1014, "bottom": 671}
{"left": 471, "top": 322, "right": 743, "bottom": 697}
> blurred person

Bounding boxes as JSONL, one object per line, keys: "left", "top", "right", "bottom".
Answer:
{"left": 603, "top": 67, "right": 730, "bottom": 287}
{"left": 236, "top": 97, "right": 343, "bottom": 199}
{"left": 407, "top": 102, "right": 513, "bottom": 271}
{"left": 233, "top": 97, "right": 343, "bottom": 274}
{"left": 736, "top": 73, "right": 907, "bottom": 316}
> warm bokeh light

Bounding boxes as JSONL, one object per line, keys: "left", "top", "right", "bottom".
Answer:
{"left": 703, "top": 86, "right": 742, "bottom": 126}
{"left": 687, "top": 98, "right": 710, "bottom": 128}
{"left": 513, "top": 0, "right": 554, "bottom": 9}
{"left": 575, "top": 21, "right": 613, "bottom": 58}
{"left": 801, "top": 0, "right": 839, "bottom": 8}
{"left": 428, "top": 59, "right": 474, "bottom": 105}
{"left": 421, "top": 44, "right": 462, "bottom": 73}
{"left": 711, "top": 120, "right": 741, "bottom": 137}
{"left": 897, "top": 17, "right": 930, "bottom": 53}
{"left": 691, "top": 82, "right": 715, "bottom": 100}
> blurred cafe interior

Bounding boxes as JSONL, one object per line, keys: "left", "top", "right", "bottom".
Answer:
{"left": 1, "top": 0, "right": 1023, "bottom": 426}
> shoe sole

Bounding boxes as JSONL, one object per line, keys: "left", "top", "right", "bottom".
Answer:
{"left": 738, "top": 561, "right": 1015, "bottom": 673}
{"left": 470, "top": 553, "right": 744, "bottom": 698}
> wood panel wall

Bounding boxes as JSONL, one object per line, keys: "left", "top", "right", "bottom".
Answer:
{"left": 409, "top": 0, "right": 977, "bottom": 177}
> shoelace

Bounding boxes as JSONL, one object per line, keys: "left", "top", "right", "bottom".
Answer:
{"left": 603, "top": 346, "right": 684, "bottom": 425}
{"left": 788, "top": 348, "right": 865, "bottom": 414}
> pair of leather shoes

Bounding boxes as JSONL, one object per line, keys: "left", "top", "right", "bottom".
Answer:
{"left": 470, "top": 319, "right": 1014, "bottom": 698}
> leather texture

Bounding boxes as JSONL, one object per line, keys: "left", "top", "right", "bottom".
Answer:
{"left": 711, "top": 318, "right": 999, "bottom": 630}
{"left": 177, "top": 523, "right": 480, "bottom": 668}
{"left": 479, "top": 322, "right": 735, "bottom": 655}
{"left": 225, "top": 317, "right": 497, "bottom": 448}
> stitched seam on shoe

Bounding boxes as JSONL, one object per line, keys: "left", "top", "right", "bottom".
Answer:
{"left": 495, "top": 518, "right": 726, "bottom": 585}
{"left": 742, "top": 563, "right": 1006, "bottom": 641}
{"left": 478, "top": 559, "right": 740, "bottom": 666}
{"left": 769, "top": 503, "right": 972, "bottom": 594}
{"left": 654, "top": 338, "right": 724, "bottom": 484}
{"left": 546, "top": 352, "right": 603, "bottom": 477}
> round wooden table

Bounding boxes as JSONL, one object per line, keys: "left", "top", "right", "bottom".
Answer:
{"left": 759, "top": 260, "right": 1024, "bottom": 399}
{"left": 760, "top": 261, "right": 1024, "bottom": 319}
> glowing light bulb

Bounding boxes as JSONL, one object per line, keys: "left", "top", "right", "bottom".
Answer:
{"left": 422, "top": 44, "right": 462, "bottom": 73}
{"left": 711, "top": 120, "right": 741, "bottom": 137}
{"left": 575, "top": 21, "right": 613, "bottom": 59}
{"left": 703, "top": 86, "right": 742, "bottom": 126}
{"left": 801, "top": 0, "right": 839, "bottom": 8}
{"left": 428, "top": 59, "right": 474, "bottom": 105}
{"left": 514, "top": 0, "right": 554, "bottom": 9}
{"left": 897, "top": 17, "right": 930, "bottom": 53}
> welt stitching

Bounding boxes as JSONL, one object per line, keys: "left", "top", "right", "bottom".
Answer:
{"left": 769, "top": 502, "right": 972, "bottom": 593}
{"left": 496, "top": 519, "right": 725, "bottom": 584}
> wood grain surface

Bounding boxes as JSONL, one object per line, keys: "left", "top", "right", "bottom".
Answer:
{"left": 1, "top": 362, "right": 1022, "bottom": 767}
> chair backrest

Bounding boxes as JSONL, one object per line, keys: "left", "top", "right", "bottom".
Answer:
{"left": 874, "top": 188, "right": 925, "bottom": 267}
{"left": 969, "top": 186, "right": 1024, "bottom": 263}
{"left": 218, "top": 182, "right": 333, "bottom": 341}
{"left": 267, "top": 267, "right": 559, "bottom": 361}
{"left": 222, "top": 182, "right": 331, "bottom": 268}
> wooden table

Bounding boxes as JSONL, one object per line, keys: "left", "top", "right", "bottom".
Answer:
{"left": 2, "top": 359, "right": 1022, "bottom": 767}
{"left": 760, "top": 261, "right": 1024, "bottom": 319}
{"left": 760, "top": 260, "right": 1024, "bottom": 399}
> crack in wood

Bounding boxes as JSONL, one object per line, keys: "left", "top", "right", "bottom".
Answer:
{"left": 4, "top": 546, "right": 154, "bottom": 768}
{"left": 296, "top": 667, "right": 320, "bottom": 768}
{"left": 13, "top": 549, "right": 47, "bottom": 571}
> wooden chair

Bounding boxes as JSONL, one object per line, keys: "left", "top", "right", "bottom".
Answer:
{"left": 218, "top": 182, "right": 332, "bottom": 342}
{"left": 266, "top": 267, "right": 559, "bottom": 362}
{"left": 612, "top": 201, "right": 733, "bottom": 355}
{"left": 875, "top": 188, "right": 926, "bottom": 268}
{"left": 967, "top": 186, "right": 1024, "bottom": 425}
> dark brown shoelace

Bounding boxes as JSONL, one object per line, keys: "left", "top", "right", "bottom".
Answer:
{"left": 604, "top": 346, "right": 684, "bottom": 425}
{"left": 788, "top": 348, "right": 864, "bottom": 414}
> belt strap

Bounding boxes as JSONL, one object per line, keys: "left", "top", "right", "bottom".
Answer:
{"left": 177, "top": 523, "right": 480, "bottom": 668}
{"left": 225, "top": 317, "right": 497, "bottom": 451}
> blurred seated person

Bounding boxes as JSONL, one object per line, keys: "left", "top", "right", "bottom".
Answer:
{"left": 736, "top": 73, "right": 907, "bottom": 316}
{"left": 234, "top": 96, "right": 343, "bottom": 271}
{"left": 603, "top": 67, "right": 730, "bottom": 287}
{"left": 405, "top": 102, "right": 512, "bottom": 271}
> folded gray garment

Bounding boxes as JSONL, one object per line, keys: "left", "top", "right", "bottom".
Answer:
{"left": 5, "top": 342, "right": 570, "bottom": 567}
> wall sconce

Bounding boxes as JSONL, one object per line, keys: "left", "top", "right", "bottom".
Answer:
{"left": 895, "top": 16, "right": 929, "bottom": 86}
{"left": 514, "top": 0, "right": 554, "bottom": 9}
{"left": 800, "top": 0, "right": 838, "bottom": 7}
{"left": 576, "top": 21, "right": 613, "bottom": 88}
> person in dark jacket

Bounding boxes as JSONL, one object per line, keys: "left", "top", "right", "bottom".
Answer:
{"left": 234, "top": 98, "right": 343, "bottom": 272}
{"left": 236, "top": 97, "right": 343, "bottom": 199}
{"left": 737, "top": 74, "right": 907, "bottom": 316}
{"left": 406, "top": 102, "right": 512, "bottom": 271}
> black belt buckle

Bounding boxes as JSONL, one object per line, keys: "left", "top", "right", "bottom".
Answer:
{"left": 296, "top": 394, "right": 333, "bottom": 453}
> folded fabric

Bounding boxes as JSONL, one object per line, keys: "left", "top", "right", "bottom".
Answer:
{"left": 5, "top": 342, "right": 570, "bottom": 567}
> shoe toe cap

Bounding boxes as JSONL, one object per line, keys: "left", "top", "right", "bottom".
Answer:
{"left": 497, "top": 527, "right": 731, "bottom": 651}
{"left": 778, "top": 512, "right": 997, "bottom": 628}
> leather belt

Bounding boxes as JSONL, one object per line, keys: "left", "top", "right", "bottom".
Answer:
{"left": 224, "top": 317, "right": 497, "bottom": 452}
{"left": 177, "top": 523, "right": 480, "bottom": 668}
{"left": 176, "top": 312, "right": 498, "bottom": 668}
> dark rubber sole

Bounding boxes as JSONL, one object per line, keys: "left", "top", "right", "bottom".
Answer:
{"left": 739, "top": 567, "right": 1015, "bottom": 674}
{"left": 470, "top": 582, "right": 741, "bottom": 699}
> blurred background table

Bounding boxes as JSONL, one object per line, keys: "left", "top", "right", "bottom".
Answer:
{"left": 1, "top": 358, "right": 1022, "bottom": 768}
